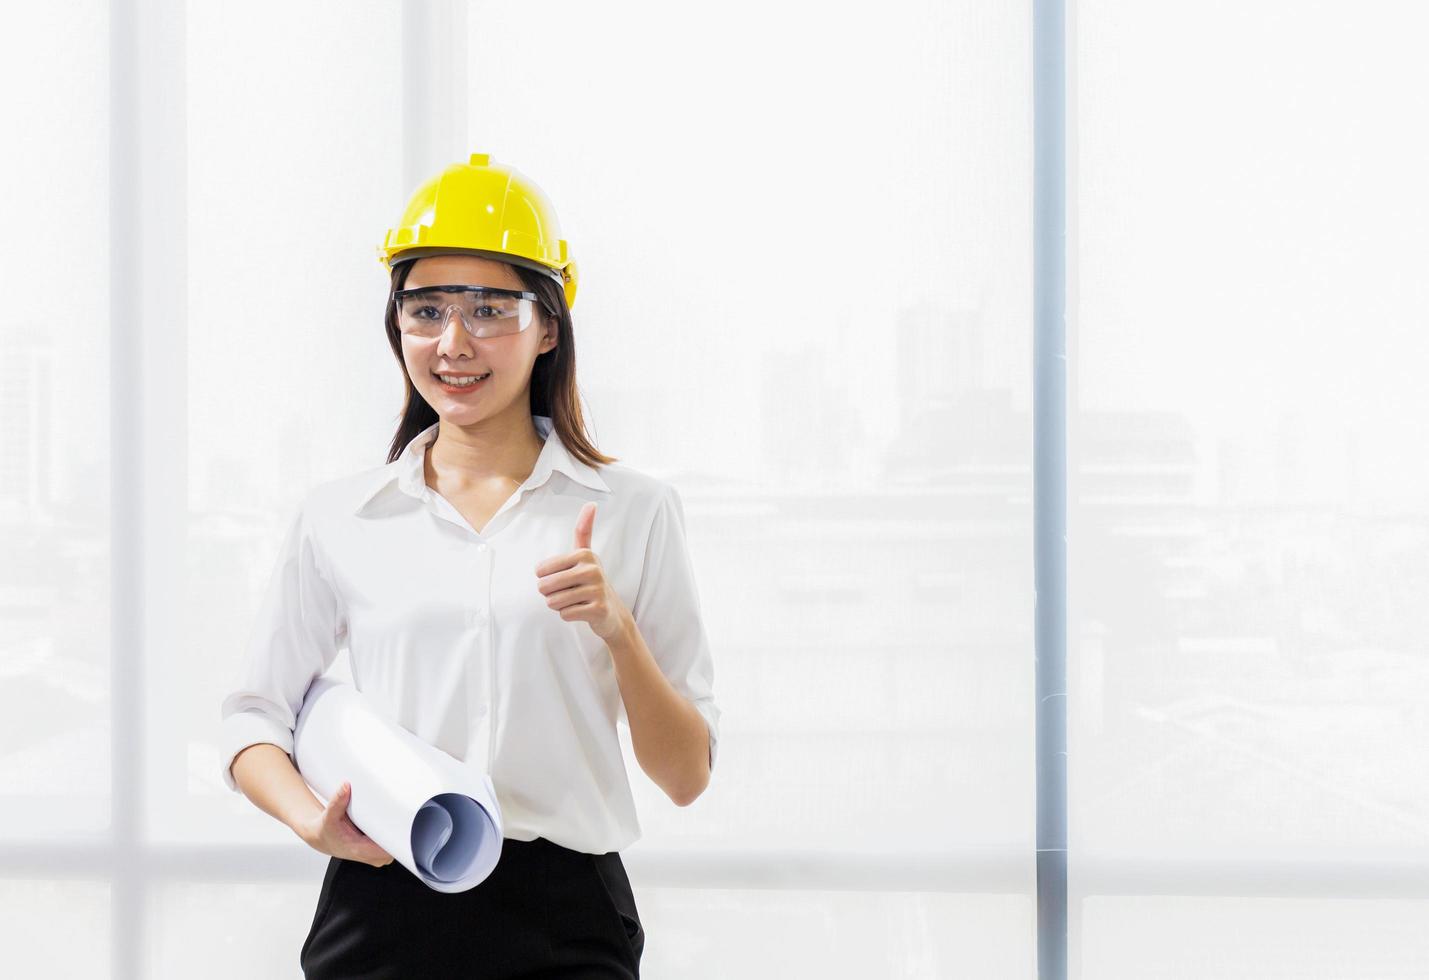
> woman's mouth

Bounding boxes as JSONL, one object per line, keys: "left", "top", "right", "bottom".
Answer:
{"left": 433, "top": 371, "right": 491, "bottom": 394}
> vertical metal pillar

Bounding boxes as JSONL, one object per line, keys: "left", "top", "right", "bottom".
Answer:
{"left": 402, "top": 0, "right": 469, "bottom": 194}
{"left": 112, "top": 2, "right": 188, "bottom": 975}
{"left": 109, "top": 0, "right": 140, "bottom": 976}
{"left": 1033, "top": 0, "right": 1069, "bottom": 977}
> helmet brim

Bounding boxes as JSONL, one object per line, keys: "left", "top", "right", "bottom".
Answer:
{"left": 389, "top": 246, "right": 566, "bottom": 287}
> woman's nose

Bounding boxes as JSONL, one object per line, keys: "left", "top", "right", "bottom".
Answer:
{"left": 437, "top": 307, "right": 475, "bottom": 347}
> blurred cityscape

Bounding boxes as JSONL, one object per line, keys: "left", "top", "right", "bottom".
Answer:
{"left": 2, "top": 296, "right": 1428, "bottom": 852}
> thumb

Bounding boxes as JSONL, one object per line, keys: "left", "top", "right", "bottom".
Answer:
{"left": 574, "top": 501, "right": 595, "bottom": 551}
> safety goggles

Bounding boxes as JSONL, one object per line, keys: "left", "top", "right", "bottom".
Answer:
{"left": 392, "top": 285, "right": 546, "bottom": 339}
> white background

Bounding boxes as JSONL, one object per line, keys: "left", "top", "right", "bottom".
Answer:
{"left": 1, "top": 0, "right": 1425, "bottom": 977}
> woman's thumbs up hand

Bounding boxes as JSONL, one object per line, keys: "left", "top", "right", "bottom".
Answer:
{"left": 533, "top": 501, "right": 631, "bottom": 642}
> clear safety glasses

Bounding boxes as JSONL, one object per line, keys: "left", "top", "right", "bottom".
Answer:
{"left": 392, "top": 285, "right": 544, "bottom": 339}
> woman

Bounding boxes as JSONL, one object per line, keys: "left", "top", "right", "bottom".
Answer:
{"left": 219, "top": 152, "right": 721, "bottom": 979}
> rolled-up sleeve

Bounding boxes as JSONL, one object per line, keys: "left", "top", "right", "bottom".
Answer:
{"left": 630, "top": 482, "right": 721, "bottom": 773}
{"left": 219, "top": 500, "right": 346, "bottom": 792}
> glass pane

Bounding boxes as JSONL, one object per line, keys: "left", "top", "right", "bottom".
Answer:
{"left": 169, "top": 0, "right": 404, "bottom": 844}
{"left": 1072, "top": 0, "right": 1429, "bottom": 876}
{"left": 1081, "top": 896, "right": 1429, "bottom": 979}
{"left": 638, "top": 887, "right": 1033, "bottom": 978}
{"left": 0, "top": 0, "right": 111, "bottom": 836}
{"left": 150, "top": 877, "right": 319, "bottom": 978}
{"left": 467, "top": 0, "right": 1036, "bottom": 866}
{"left": 0, "top": 878, "right": 110, "bottom": 977}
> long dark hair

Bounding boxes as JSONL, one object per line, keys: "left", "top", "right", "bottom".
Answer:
{"left": 381, "top": 257, "right": 619, "bottom": 469}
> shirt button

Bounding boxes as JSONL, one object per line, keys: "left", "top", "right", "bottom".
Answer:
{"left": 469, "top": 609, "right": 487, "bottom": 627}
{"left": 475, "top": 542, "right": 488, "bottom": 552}
{"left": 475, "top": 703, "right": 488, "bottom": 718}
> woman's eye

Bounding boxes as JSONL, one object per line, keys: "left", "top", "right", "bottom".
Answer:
{"left": 474, "top": 306, "right": 498, "bottom": 318}
{"left": 414, "top": 305, "right": 441, "bottom": 319}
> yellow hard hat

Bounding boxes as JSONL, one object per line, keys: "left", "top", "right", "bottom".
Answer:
{"left": 378, "top": 152, "right": 579, "bottom": 310}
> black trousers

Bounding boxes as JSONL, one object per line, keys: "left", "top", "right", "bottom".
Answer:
{"left": 300, "top": 836, "right": 644, "bottom": 979}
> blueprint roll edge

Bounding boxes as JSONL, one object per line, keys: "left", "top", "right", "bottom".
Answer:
{"left": 292, "top": 675, "right": 505, "bottom": 893}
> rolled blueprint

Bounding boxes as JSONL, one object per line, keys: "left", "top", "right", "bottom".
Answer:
{"left": 293, "top": 675, "right": 504, "bottom": 893}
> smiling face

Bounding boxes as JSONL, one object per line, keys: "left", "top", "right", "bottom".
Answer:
{"left": 399, "top": 254, "right": 559, "bottom": 424}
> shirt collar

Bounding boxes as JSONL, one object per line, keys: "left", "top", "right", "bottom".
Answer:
{"left": 354, "top": 414, "right": 609, "bottom": 516}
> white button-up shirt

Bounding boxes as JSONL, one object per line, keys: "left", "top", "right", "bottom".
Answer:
{"left": 219, "top": 415, "right": 720, "bottom": 854}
